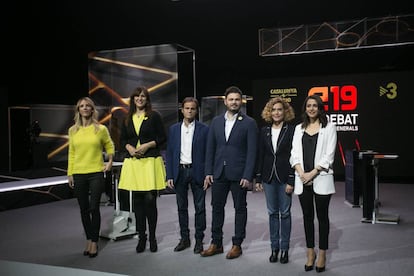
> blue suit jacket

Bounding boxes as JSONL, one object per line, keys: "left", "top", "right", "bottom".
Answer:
{"left": 205, "top": 112, "right": 258, "bottom": 182}
{"left": 166, "top": 120, "right": 209, "bottom": 184}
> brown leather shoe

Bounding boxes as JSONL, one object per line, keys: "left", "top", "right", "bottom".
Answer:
{"left": 200, "top": 244, "right": 223, "bottom": 257}
{"left": 226, "top": 245, "right": 242, "bottom": 259}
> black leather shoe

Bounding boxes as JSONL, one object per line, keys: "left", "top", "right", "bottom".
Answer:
{"left": 193, "top": 240, "right": 203, "bottom": 254}
{"left": 150, "top": 239, "right": 158, "bottom": 252}
{"left": 174, "top": 239, "right": 191, "bottom": 252}
{"left": 83, "top": 251, "right": 89, "bottom": 256}
{"left": 269, "top": 250, "right": 279, "bottom": 263}
{"left": 280, "top": 250, "right": 289, "bottom": 264}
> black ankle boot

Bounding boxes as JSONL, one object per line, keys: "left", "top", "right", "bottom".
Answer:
{"left": 150, "top": 239, "right": 158, "bottom": 252}
{"left": 269, "top": 250, "right": 279, "bottom": 263}
{"left": 280, "top": 250, "right": 289, "bottom": 264}
{"left": 136, "top": 237, "right": 147, "bottom": 253}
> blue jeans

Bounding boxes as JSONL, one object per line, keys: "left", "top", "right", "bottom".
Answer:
{"left": 174, "top": 167, "right": 206, "bottom": 241}
{"left": 263, "top": 179, "right": 292, "bottom": 251}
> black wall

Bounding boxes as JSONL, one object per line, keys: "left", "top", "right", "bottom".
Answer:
{"left": 3, "top": 1, "right": 414, "bottom": 179}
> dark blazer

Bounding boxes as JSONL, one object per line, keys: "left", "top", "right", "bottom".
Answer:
{"left": 205, "top": 112, "right": 258, "bottom": 182}
{"left": 119, "top": 110, "right": 167, "bottom": 158}
{"left": 166, "top": 120, "right": 209, "bottom": 184}
{"left": 255, "top": 123, "right": 295, "bottom": 185}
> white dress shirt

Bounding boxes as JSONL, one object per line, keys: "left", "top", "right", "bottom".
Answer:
{"left": 180, "top": 121, "right": 195, "bottom": 164}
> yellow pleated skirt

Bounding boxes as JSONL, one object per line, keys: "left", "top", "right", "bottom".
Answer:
{"left": 118, "top": 156, "right": 166, "bottom": 191}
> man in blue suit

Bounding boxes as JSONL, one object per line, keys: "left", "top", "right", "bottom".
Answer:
{"left": 166, "top": 97, "right": 209, "bottom": 254}
{"left": 200, "top": 86, "right": 258, "bottom": 259}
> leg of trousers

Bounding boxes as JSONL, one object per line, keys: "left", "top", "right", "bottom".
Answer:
{"left": 299, "top": 185, "right": 331, "bottom": 250}
{"left": 263, "top": 181, "right": 292, "bottom": 251}
{"left": 190, "top": 179, "right": 206, "bottom": 241}
{"left": 230, "top": 181, "right": 247, "bottom": 246}
{"left": 176, "top": 167, "right": 206, "bottom": 241}
{"left": 315, "top": 192, "right": 331, "bottom": 250}
{"left": 175, "top": 169, "right": 190, "bottom": 240}
{"left": 74, "top": 172, "right": 104, "bottom": 242}
{"left": 210, "top": 179, "right": 230, "bottom": 247}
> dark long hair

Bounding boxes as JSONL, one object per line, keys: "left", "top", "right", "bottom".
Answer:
{"left": 301, "top": 94, "right": 328, "bottom": 129}
{"left": 125, "top": 86, "right": 152, "bottom": 125}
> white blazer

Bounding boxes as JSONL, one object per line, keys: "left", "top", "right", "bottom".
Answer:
{"left": 290, "top": 122, "right": 337, "bottom": 195}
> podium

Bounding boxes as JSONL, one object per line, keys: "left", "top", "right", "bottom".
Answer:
{"left": 356, "top": 151, "right": 399, "bottom": 224}
{"left": 344, "top": 150, "right": 361, "bottom": 207}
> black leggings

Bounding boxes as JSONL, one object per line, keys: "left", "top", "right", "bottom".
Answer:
{"left": 298, "top": 185, "right": 331, "bottom": 250}
{"left": 133, "top": 191, "right": 158, "bottom": 241}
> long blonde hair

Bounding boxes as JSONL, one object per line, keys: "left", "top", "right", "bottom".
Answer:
{"left": 70, "top": 97, "right": 100, "bottom": 133}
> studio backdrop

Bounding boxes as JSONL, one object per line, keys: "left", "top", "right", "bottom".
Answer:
{"left": 252, "top": 70, "right": 412, "bottom": 182}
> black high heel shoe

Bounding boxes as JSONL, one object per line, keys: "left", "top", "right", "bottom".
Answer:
{"left": 89, "top": 244, "right": 98, "bottom": 258}
{"left": 316, "top": 250, "right": 326, "bottom": 272}
{"left": 304, "top": 263, "right": 314, "bottom": 271}
{"left": 83, "top": 241, "right": 91, "bottom": 256}
{"left": 304, "top": 251, "right": 316, "bottom": 271}
{"left": 316, "top": 266, "right": 326, "bottom": 273}
{"left": 89, "top": 251, "right": 98, "bottom": 258}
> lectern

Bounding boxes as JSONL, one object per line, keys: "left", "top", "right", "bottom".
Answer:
{"left": 356, "top": 151, "right": 399, "bottom": 224}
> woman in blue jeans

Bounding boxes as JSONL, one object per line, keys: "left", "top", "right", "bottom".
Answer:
{"left": 255, "top": 96, "right": 296, "bottom": 264}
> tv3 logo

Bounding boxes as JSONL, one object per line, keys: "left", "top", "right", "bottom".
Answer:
{"left": 379, "top": 82, "right": 397, "bottom": 100}
{"left": 308, "top": 85, "right": 357, "bottom": 111}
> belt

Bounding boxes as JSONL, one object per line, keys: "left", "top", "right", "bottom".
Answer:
{"left": 180, "top": 164, "right": 192, "bottom": 169}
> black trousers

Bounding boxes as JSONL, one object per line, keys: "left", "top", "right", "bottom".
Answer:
{"left": 298, "top": 185, "right": 332, "bottom": 250}
{"left": 73, "top": 172, "right": 104, "bottom": 242}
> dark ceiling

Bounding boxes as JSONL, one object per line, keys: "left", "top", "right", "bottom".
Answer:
{"left": 4, "top": 0, "right": 414, "bottom": 105}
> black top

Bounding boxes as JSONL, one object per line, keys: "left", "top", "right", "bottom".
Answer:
{"left": 302, "top": 132, "right": 318, "bottom": 173}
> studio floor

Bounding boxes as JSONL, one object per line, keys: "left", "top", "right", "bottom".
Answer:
{"left": 1, "top": 181, "right": 414, "bottom": 276}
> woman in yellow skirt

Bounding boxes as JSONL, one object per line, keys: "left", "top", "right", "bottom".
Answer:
{"left": 118, "top": 86, "right": 167, "bottom": 253}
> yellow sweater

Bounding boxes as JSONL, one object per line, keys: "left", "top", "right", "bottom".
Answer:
{"left": 67, "top": 124, "right": 115, "bottom": 176}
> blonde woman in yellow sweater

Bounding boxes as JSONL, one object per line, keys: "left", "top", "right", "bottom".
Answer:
{"left": 67, "top": 97, "right": 114, "bottom": 258}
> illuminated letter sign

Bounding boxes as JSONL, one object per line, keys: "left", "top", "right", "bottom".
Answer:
{"left": 308, "top": 85, "right": 359, "bottom": 132}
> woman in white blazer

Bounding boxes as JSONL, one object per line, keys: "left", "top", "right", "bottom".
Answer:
{"left": 290, "top": 95, "right": 337, "bottom": 273}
